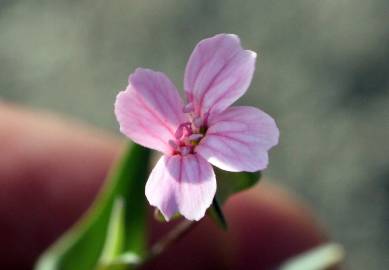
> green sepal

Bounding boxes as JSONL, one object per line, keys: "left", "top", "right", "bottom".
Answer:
{"left": 215, "top": 168, "right": 261, "bottom": 204}
{"left": 208, "top": 198, "right": 228, "bottom": 230}
{"left": 208, "top": 167, "right": 262, "bottom": 229}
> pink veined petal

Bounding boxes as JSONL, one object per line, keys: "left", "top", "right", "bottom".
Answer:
{"left": 145, "top": 154, "right": 216, "bottom": 221}
{"left": 196, "top": 106, "right": 279, "bottom": 172}
{"left": 115, "top": 68, "right": 186, "bottom": 154}
{"left": 184, "top": 34, "right": 257, "bottom": 117}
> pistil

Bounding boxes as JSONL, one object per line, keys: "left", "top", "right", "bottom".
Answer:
{"left": 170, "top": 103, "right": 209, "bottom": 156}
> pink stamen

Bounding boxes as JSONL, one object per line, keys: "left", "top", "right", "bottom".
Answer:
{"left": 175, "top": 126, "right": 184, "bottom": 139}
{"left": 183, "top": 123, "right": 192, "bottom": 136}
{"left": 183, "top": 102, "right": 194, "bottom": 113}
{"left": 175, "top": 122, "right": 191, "bottom": 139}
{"left": 175, "top": 122, "right": 194, "bottom": 144}
{"left": 188, "top": 133, "right": 203, "bottom": 141}
{"left": 168, "top": 140, "right": 178, "bottom": 150}
{"left": 193, "top": 116, "right": 203, "bottom": 128}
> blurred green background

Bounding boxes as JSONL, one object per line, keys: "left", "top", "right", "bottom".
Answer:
{"left": 1, "top": 0, "right": 388, "bottom": 269}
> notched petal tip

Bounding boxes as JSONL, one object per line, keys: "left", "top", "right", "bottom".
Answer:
{"left": 184, "top": 33, "right": 258, "bottom": 116}
{"left": 219, "top": 33, "right": 240, "bottom": 44}
{"left": 246, "top": 49, "right": 258, "bottom": 59}
{"left": 128, "top": 67, "right": 151, "bottom": 83}
{"left": 215, "top": 34, "right": 258, "bottom": 59}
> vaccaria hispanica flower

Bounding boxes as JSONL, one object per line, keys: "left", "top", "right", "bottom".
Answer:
{"left": 115, "top": 34, "right": 279, "bottom": 221}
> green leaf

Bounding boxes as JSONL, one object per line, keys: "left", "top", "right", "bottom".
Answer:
{"left": 35, "top": 143, "right": 151, "bottom": 270}
{"left": 98, "top": 252, "right": 141, "bottom": 270}
{"left": 208, "top": 168, "right": 261, "bottom": 229}
{"left": 279, "top": 243, "right": 345, "bottom": 270}
{"left": 97, "top": 198, "right": 126, "bottom": 269}
{"left": 214, "top": 167, "right": 261, "bottom": 204}
{"left": 208, "top": 198, "right": 228, "bottom": 230}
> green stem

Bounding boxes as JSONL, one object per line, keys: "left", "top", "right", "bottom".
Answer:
{"left": 136, "top": 220, "right": 199, "bottom": 268}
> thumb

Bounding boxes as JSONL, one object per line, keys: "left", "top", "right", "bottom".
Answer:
{"left": 0, "top": 103, "right": 327, "bottom": 270}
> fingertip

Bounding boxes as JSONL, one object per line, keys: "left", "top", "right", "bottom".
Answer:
{"left": 147, "top": 181, "right": 327, "bottom": 270}
{"left": 223, "top": 181, "right": 326, "bottom": 269}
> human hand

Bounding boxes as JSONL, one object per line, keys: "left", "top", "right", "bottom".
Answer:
{"left": 0, "top": 102, "right": 326, "bottom": 270}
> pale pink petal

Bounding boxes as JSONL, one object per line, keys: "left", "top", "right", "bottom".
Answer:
{"left": 196, "top": 106, "right": 279, "bottom": 172}
{"left": 184, "top": 34, "right": 257, "bottom": 116}
{"left": 145, "top": 154, "right": 216, "bottom": 221}
{"left": 115, "top": 68, "right": 186, "bottom": 154}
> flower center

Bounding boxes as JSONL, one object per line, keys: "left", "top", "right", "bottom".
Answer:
{"left": 169, "top": 103, "right": 207, "bottom": 156}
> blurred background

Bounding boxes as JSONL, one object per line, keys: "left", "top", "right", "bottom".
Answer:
{"left": 1, "top": 0, "right": 388, "bottom": 269}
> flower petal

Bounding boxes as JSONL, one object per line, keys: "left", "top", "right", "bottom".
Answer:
{"left": 184, "top": 34, "right": 257, "bottom": 116}
{"left": 145, "top": 154, "right": 216, "bottom": 221}
{"left": 196, "top": 106, "right": 279, "bottom": 172}
{"left": 115, "top": 68, "right": 185, "bottom": 154}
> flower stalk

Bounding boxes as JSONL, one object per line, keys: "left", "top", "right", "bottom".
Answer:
{"left": 134, "top": 220, "right": 199, "bottom": 269}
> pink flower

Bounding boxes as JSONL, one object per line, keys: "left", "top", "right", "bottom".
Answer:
{"left": 115, "top": 34, "right": 279, "bottom": 221}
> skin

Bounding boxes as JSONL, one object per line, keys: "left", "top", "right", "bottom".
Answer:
{"left": 0, "top": 102, "right": 327, "bottom": 270}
